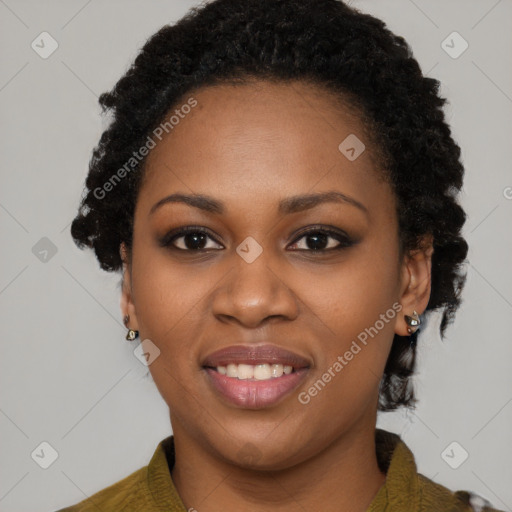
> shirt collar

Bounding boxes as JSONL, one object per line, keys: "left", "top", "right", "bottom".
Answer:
{"left": 367, "top": 428, "right": 420, "bottom": 512}
{"left": 147, "top": 435, "right": 186, "bottom": 510}
{"left": 147, "top": 428, "right": 420, "bottom": 512}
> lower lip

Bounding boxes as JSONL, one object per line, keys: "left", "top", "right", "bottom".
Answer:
{"left": 204, "top": 368, "right": 308, "bottom": 409}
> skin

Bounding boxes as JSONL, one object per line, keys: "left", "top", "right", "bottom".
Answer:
{"left": 120, "top": 80, "right": 433, "bottom": 512}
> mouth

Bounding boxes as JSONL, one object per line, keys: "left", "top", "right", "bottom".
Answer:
{"left": 202, "top": 344, "right": 311, "bottom": 409}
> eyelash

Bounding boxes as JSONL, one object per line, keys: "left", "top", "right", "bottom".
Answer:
{"left": 159, "top": 225, "right": 355, "bottom": 253}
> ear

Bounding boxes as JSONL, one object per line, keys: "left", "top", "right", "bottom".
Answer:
{"left": 395, "top": 235, "right": 434, "bottom": 336}
{"left": 120, "top": 242, "right": 139, "bottom": 332}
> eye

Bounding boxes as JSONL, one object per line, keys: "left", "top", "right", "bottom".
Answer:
{"left": 159, "top": 225, "right": 355, "bottom": 253}
{"left": 288, "top": 226, "right": 354, "bottom": 252}
{"left": 159, "top": 226, "right": 224, "bottom": 251}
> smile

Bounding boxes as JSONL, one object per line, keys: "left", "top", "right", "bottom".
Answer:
{"left": 202, "top": 344, "right": 311, "bottom": 409}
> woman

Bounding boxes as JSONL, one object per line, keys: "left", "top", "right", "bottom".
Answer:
{"left": 58, "top": 0, "right": 503, "bottom": 510}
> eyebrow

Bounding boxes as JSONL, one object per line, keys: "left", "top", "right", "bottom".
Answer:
{"left": 149, "top": 191, "right": 368, "bottom": 216}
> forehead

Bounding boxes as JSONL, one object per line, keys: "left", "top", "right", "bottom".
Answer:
{"left": 138, "top": 80, "right": 390, "bottom": 215}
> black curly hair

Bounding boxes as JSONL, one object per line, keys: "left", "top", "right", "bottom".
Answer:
{"left": 71, "top": 0, "right": 468, "bottom": 411}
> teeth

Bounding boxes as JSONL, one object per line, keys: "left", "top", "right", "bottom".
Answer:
{"left": 215, "top": 363, "right": 293, "bottom": 380}
{"left": 254, "top": 364, "right": 271, "bottom": 380}
{"left": 237, "top": 364, "right": 254, "bottom": 380}
{"left": 226, "top": 364, "right": 238, "bottom": 378}
{"left": 270, "top": 364, "right": 283, "bottom": 378}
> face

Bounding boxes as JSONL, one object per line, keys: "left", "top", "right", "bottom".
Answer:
{"left": 121, "top": 80, "right": 431, "bottom": 470}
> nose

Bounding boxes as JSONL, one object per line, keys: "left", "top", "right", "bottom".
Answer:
{"left": 211, "top": 248, "right": 299, "bottom": 328}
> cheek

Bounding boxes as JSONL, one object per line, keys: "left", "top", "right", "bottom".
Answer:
{"left": 303, "top": 239, "right": 400, "bottom": 336}
{"left": 129, "top": 256, "right": 214, "bottom": 419}
{"left": 130, "top": 222, "right": 213, "bottom": 327}
{"left": 129, "top": 240, "right": 235, "bottom": 390}
{"left": 298, "top": 235, "right": 400, "bottom": 395}
{"left": 297, "top": 275, "right": 398, "bottom": 434}
{"left": 131, "top": 259, "right": 214, "bottom": 348}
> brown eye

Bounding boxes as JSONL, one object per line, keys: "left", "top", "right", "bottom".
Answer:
{"left": 288, "top": 227, "right": 354, "bottom": 252}
{"left": 159, "top": 226, "right": 224, "bottom": 251}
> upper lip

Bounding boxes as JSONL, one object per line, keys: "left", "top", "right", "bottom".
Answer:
{"left": 202, "top": 344, "right": 311, "bottom": 369}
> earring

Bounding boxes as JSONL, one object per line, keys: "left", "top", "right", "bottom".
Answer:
{"left": 123, "top": 314, "right": 139, "bottom": 341}
{"left": 404, "top": 310, "right": 421, "bottom": 334}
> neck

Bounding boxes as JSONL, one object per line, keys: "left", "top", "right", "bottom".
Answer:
{"left": 171, "top": 418, "right": 386, "bottom": 512}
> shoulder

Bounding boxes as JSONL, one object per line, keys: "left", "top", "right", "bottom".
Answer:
{"left": 417, "top": 473, "right": 505, "bottom": 512}
{"left": 373, "top": 429, "right": 504, "bottom": 512}
{"left": 54, "top": 435, "right": 185, "bottom": 512}
{"left": 54, "top": 465, "right": 150, "bottom": 511}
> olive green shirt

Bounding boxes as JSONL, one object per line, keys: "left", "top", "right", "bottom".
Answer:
{"left": 56, "top": 428, "right": 503, "bottom": 511}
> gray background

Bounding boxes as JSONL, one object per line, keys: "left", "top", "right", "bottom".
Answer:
{"left": 1, "top": 1, "right": 511, "bottom": 511}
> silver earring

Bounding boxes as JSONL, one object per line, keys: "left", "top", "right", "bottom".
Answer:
{"left": 124, "top": 314, "right": 139, "bottom": 341}
{"left": 404, "top": 310, "right": 421, "bottom": 334}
